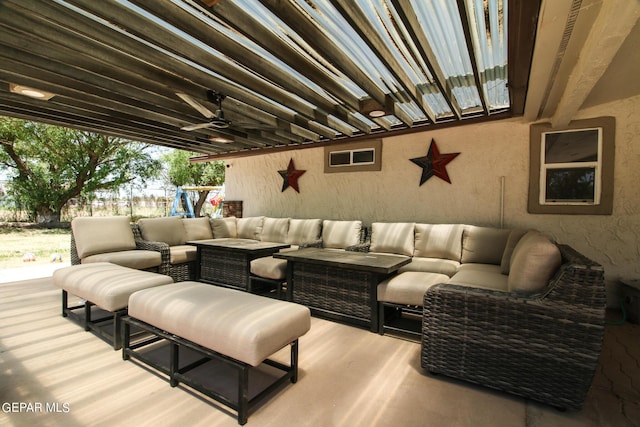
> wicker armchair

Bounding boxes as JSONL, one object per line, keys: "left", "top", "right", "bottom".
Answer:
{"left": 70, "top": 218, "right": 168, "bottom": 274}
{"left": 421, "top": 244, "right": 606, "bottom": 410}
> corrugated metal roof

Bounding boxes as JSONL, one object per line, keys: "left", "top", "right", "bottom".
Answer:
{"left": 0, "top": 0, "right": 536, "bottom": 157}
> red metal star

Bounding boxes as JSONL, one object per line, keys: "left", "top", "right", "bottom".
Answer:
{"left": 278, "top": 158, "right": 306, "bottom": 192}
{"left": 410, "top": 139, "right": 460, "bottom": 185}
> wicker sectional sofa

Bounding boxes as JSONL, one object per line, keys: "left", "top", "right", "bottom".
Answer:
{"left": 364, "top": 221, "right": 606, "bottom": 410}
{"left": 134, "top": 216, "right": 364, "bottom": 283}
{"left": 70, "top": 215, "right": 605, "bottom": 410}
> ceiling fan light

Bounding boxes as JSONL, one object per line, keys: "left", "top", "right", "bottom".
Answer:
{"left": 10, "top": 83, "right": 55, "bottom": 100}
{"left": 210, "top": 119, "right": 229, "bottom": 129}
{"left": 210, "top": 136, "right": 233, "bottom": 143}
{"left": 368, "top": 109, "right": 387, "bottom": 118}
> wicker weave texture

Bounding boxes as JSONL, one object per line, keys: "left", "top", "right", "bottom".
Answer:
{"left": 421, "top": 244, "right": 606, "bottom": 410}
{"left": 200, "top": 247, "right": 249, "bottom": 290}
{"left": 292, "top": 263, "right": 372, "bottom": 321}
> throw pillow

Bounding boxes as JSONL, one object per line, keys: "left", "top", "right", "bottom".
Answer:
{"left": 508, "top": 231, "right": 562, "bottom": 293}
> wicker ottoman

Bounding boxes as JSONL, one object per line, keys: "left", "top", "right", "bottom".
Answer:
{"left": 377, "top": 271, "right": 449, "bottom": 336}
{"left": 53, "top": 262, "right": 174, "bottom": 349}
{"left": 123, "top": 281, "right": 311, "bottom": 425}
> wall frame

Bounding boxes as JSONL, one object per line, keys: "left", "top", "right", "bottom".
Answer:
{"left": 528, "top": 116, "right": 615, "bottom": 215}
{"left": 324, "top": 139, "right": 382, "bottom": 173}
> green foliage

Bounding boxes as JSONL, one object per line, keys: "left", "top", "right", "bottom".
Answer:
{"left": 162, "top": 150, "right": 225, "bottom": 187}
{"left": 0, "top": 117, "right": 161, "bottom": 223}
{"left": 161, "top": 150, "right": 225, "bottom": 217}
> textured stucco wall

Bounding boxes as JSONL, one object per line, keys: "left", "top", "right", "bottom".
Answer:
{"left": 225, "top": 94, "right": 640, "bottom": 304}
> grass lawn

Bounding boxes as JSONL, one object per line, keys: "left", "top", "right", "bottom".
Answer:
{"left": 0, "top": 225, "right": 71, "bottom": 269}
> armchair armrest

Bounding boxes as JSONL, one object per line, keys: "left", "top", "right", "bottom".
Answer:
{"left": 422, "top": 251, "right": 606, "bottom": 410}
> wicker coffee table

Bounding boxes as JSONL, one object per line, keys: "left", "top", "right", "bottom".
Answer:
{"left": 189, "top": 238, "right": 290, "bottom": 292}
{"left": 274, "top": 248, "right": 410, "bottom": 332}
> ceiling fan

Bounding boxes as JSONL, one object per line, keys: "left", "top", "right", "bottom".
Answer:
{"left": 177, "top": 90, "right": 231, "bottom": 131}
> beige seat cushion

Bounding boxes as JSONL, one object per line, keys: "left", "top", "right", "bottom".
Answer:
{"left": 169, "top": 245, "right": 197, "bottom": 264}
{"left": 398, "top": 257, "right": 460, "bottom": 277}
{"left": 138, "top": 217, "right": 186, "bottom": 246}
{"left": 378, "top": 272, "right": 449, "bottom": 306}
{"left": 261, "top": 217, "right": 290, "bottom": 243}
{"left": 286, "top": 219, "right": 322, "bottom": 245}
{"left": 370, "top": 222, "right": 415, "bottom": 256}
{"left": 211, "top": 217, "right": 237, "bottom": 238}
{"left": 53, "top": 262, "right": 173, "bottom": 312}
{"left": 250, "top": 256, "right": 287, "bottom": 280}
{"left": 508, "top": 231, "right": 562, "bottom": 293}
{"left": 448, "top": 268, "right": 508, "bottom": 292}
{"left": 72, "top": 216, "right": 136, "bottom": 259}
{"left": 128, "top": 282, "right": 311, "bottom": 366}
{"left": 82, "top": 250, "right": 161, "bottom": 270}
{"left": 322, "top": 220, "right": 362, "bottom": 249}
{"left": 461, "top": 226, "right": 510, "bottom": 265}
{"left": 414, "top": 224, "right": 464, "bottom": 261}
{"left": 182, "top": 217, "right": 213, "bottom": 241}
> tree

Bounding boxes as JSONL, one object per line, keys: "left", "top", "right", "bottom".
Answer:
{"left": 162, "top": 150, "right": 225, "bottom": 217}
{"left": 0, "top": 117, "right": 161, "bottom": 223}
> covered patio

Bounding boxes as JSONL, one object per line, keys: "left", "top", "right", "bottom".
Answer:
{"left": 1, "top": 0, "right": 639, "bottom": 425}
{"left": 1, "top": 273, "right": 638, "bottom": 426}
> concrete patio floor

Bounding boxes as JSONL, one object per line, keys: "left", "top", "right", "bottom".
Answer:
{"left": 0, "top": 270, "right": 638, "bottom": 427}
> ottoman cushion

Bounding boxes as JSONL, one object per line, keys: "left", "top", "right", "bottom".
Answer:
{"left": 128, "top": 281, "right": 311, "bottom": 366}
{"left": 378, "top": 272, "right": 449, "bottom": 306}
{"left": 53, "top": 262, "right": 173, "bottom": 312}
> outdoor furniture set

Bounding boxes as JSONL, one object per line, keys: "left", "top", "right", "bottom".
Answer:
{"left": 54, "top": 260, "right": 310, "bottom": 425}
{"left": 61, "top": 215, "right": 606, "bottom": 416}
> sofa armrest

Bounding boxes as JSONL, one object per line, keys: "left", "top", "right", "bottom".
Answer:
{"left": 345, "top": 242, "right": 370, "bottom": 253}
{"left": 298, "top": 239, "right": 323, "bottom": 249}
{"left": 70, "top": 231, "right": 80, "bottom": 265}
{"left": 131, "top": 223, "right": 171, "bottom": 276}
{"left": 422, "top": 247, "right": 606, "bottom": 410}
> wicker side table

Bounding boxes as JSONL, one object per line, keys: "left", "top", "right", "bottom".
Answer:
{"left": 620, "top": 279, "right": 640, "bottom": 324}
{"left": 189, "top": 239, "right": 290, "bottom": 292}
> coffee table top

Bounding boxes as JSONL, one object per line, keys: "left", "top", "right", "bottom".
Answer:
{"left": 274, "top": 247, "right": 411, "bottom": 274}
{"left": 188, "top": 238, "right": 290, "bottom": 252}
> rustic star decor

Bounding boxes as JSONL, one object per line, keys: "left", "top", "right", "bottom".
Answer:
{"left": 410, "top": 139, "right": 460, "bottom": 185}
{"left": 278, "top": 158, "right": 306, "bottom": 193}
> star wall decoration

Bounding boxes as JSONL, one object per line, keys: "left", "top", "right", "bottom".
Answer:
{"left": 410, "top": 139, "right": 460, "bottom": 185}
{"left": 278, "top": 158, "right": 306, "bottom": 193}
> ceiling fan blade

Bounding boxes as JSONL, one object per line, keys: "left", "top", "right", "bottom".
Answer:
{"left": 237, "top": 124, "right": 273, "bottom": 130}
{"left": 181, "top": 122, "right": 213, "bottom": 131}
{"left": 176, "top": 92, "right": 215, "bottom": 119}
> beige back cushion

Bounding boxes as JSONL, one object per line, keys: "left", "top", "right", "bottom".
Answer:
{"left": 72, "top": 216, "right": 136, "bottom": 259}
{"left": 182, "top": 217, "right": 213, "bottom": 241}
{"left": 370, "top": 222, "right": 415, "bottom": 256}
{"left": 508, "top": 231, "right": 562, "bottom": 293}
{"left": 461, "top": 226, "right": 511, "bottom": 265}
{"left": 211, "top": 217, "right": 237, "bottom": 238}
{"left": 286, "top": 219, "right": 322, "bottom": 245}
{"left": 261, "top": 217, "right": 290, "bottom": 243}
{"left": 414, "top": 224, "right": 464, "bottom": 261}
{"left": 500, "top": 228, "right": 530, "bottom": 274}
{"left": 237, "top": 216, "right": 264, "bottom": 240}
{"left": 322, "top": 220, "right": 362, "bottom": 249}
{"left": 138, "top": 217, "right": 186, "bottom": 246}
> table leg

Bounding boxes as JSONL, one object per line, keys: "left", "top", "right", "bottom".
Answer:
{"left": 285, "top": 261, "right": 294, "bottom": 301}
{"left": 369, "top": 273, "right": 379, "bottom": 333}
